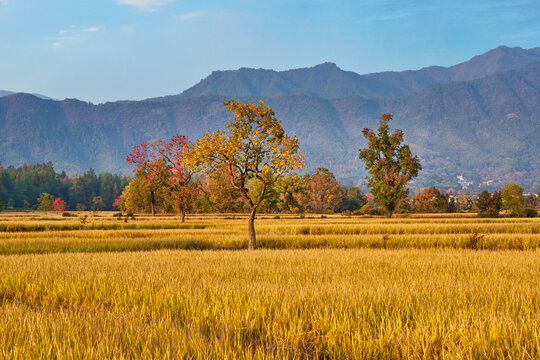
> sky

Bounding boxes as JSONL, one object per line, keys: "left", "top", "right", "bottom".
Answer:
{"left": 1, "top": 0, "right": 539, "bottom": 103}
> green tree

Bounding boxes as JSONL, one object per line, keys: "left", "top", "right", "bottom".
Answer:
{"left": 275, "top": 173, "right": 310, "bottom": 213}
{"left": 502, "top": 183, "right": 524, "bottom": 217}
{"left": 115, "top": 175, "right": 152, "bottom": 213}
{"left": 476, "top": 190, "right": 491, "bottom": 212}
{"left": 249, "top": 170, "right": 279, "bottom": 213}
{"left": 346, "top": 186, "right": 367, "bottom": 211}
{"left": 0, "top": 198, "right": 3, "bottom": 212}
{"left": 476, "top": 190, "right": 502, "bottom": 217}
{"left": 183, "top": 100, "right": 305, "bottom": 249}
{"left": 359, "top": 113, "right": 421, "bottom": 217}
{"left": 37, "top": 193, "right": 54, "bottom": 212}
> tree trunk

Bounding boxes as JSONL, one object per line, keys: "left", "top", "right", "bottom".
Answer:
{"left": 181, "top": 210, "right": 186, "bottom": 223}
{"left": 150, "top": 190, "right": 156, "bottom": 217}
{"left": 248, "top": 208, "right": 257, "bottom": 250}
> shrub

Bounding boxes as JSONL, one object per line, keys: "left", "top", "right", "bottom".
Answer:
{"left": 62, "top": 212, "right": 76, "bottom": 217}
{"left": 478, "top": 209, "right": 499, "bottom": 218}
{"left": 362, "top": 207, "right": 386, "bottom": 216}
{"left": 525, "top": 208, "right": 538, "bottom": 218}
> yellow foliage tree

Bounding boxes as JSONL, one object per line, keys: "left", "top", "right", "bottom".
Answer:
{"left": 183, "top": 100, "right": 305, "bottom": 249}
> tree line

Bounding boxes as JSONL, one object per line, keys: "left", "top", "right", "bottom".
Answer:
{"left": 112, "top": 101, "right": 538, "bottom": 248}
{"left": 1, "top": 162, "right": 534, "bottom": 218}
{"left": 0, "top": 162, "right": 129, "bottom": 211}
{"left": 1, "top": 101, "right": 537, "bottom": 249}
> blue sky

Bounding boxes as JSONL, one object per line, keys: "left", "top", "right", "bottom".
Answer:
{"left": 1, "top": 0, "right": 539, "bottom": 103}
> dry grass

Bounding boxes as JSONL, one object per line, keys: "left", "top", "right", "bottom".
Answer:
{"left": 0, "top": 249, "right": 538, "bottom": 358}
{"left": 0, "top": 212, "right": 538, "bottom": 358}
{"left": 0, "top": 212, "right": 538, "bottom": 253}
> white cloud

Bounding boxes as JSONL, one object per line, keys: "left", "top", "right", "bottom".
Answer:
{"left": 51, "top": 26, "right": 103, "bottom": 48}
{"left": 179, "top": 10, "right": 226, "bottom": 20}
{"left": 180, "top": 11, "right": 210, "bottom": 20}
{"left": 0, "top": 0, "right": 8, "bottom": 4}
{"left": 117, "top": 0, "right": 175, "bottom": 10}
{"left": 84, "top": 26, "right": 102, "bottom": 33}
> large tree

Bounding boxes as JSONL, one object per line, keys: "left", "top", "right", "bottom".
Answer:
{"left": 359, "top": 113, "right": 421, "bottom": 217}
{"left": 183, "top": 100, "right": 304, "bottom": 249}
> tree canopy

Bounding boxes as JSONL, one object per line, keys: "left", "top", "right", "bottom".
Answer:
{"left": 126, "top": 135, "right": 194, "bottom": 221}
{"left": 359, "top": 114, "right": 421, "bottom": 217}
{"left": 183, "top": 100, "right": 305, "bottom": 249}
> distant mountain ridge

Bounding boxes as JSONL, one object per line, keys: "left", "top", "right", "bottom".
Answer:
{"left": 154, "top": 46, "right": 540, "bottom": 101}
{"left": 1, "top": 46, "right": 540, "bottom": 192}
{"left": 0, "top": 90, "right": 53, "bottom": 100}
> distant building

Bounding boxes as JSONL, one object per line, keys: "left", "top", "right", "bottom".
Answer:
{"left": 457, "top": 175, "right": 474, "bottom": 188}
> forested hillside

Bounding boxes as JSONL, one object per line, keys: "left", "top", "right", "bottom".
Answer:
{"left": 1, "top": 47, "right": 539, "bottom": 191}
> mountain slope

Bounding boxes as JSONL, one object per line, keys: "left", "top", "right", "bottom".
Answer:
{"left": 1, "top": 61, "right": 539, "bottom": 191}
{"left": 0, "top": 90, "right": 54, "bottom": 100}
{"left": 155, "top": 46, "right": 540, "bottom": 101}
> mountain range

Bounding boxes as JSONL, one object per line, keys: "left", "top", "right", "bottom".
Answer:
{"left": 1, "top": 45, "right": 539, "bottom": 191}
{"left": 156, "top": 45, "right": 540, "bottom": 100}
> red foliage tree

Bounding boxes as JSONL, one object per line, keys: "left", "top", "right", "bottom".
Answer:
{"left": 126, "top": 135, "right": 195, "bottom": 221}
{"left": 127, "top": 142, "right": 165, "bottom": 216}
{"left": 52, "top": 198, "right": 65, "bottom": 214}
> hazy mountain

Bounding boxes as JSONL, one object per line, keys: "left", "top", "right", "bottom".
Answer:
{"left": 0, "top": 90, "right": 53, "bottom": 100}
{"left": 154, "top": 46, "right": 540, "bottom": 101}
{"left": 1, "top": 59, "right": 539, "bottom": 191}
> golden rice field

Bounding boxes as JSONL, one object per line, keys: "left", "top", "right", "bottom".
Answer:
{"left": 0, "top": 212, "right": 538, "bottom": 358}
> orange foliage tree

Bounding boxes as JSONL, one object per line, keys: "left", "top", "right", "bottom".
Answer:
{"left": 183, "top": 100, "right": 304, "bottom": 249}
